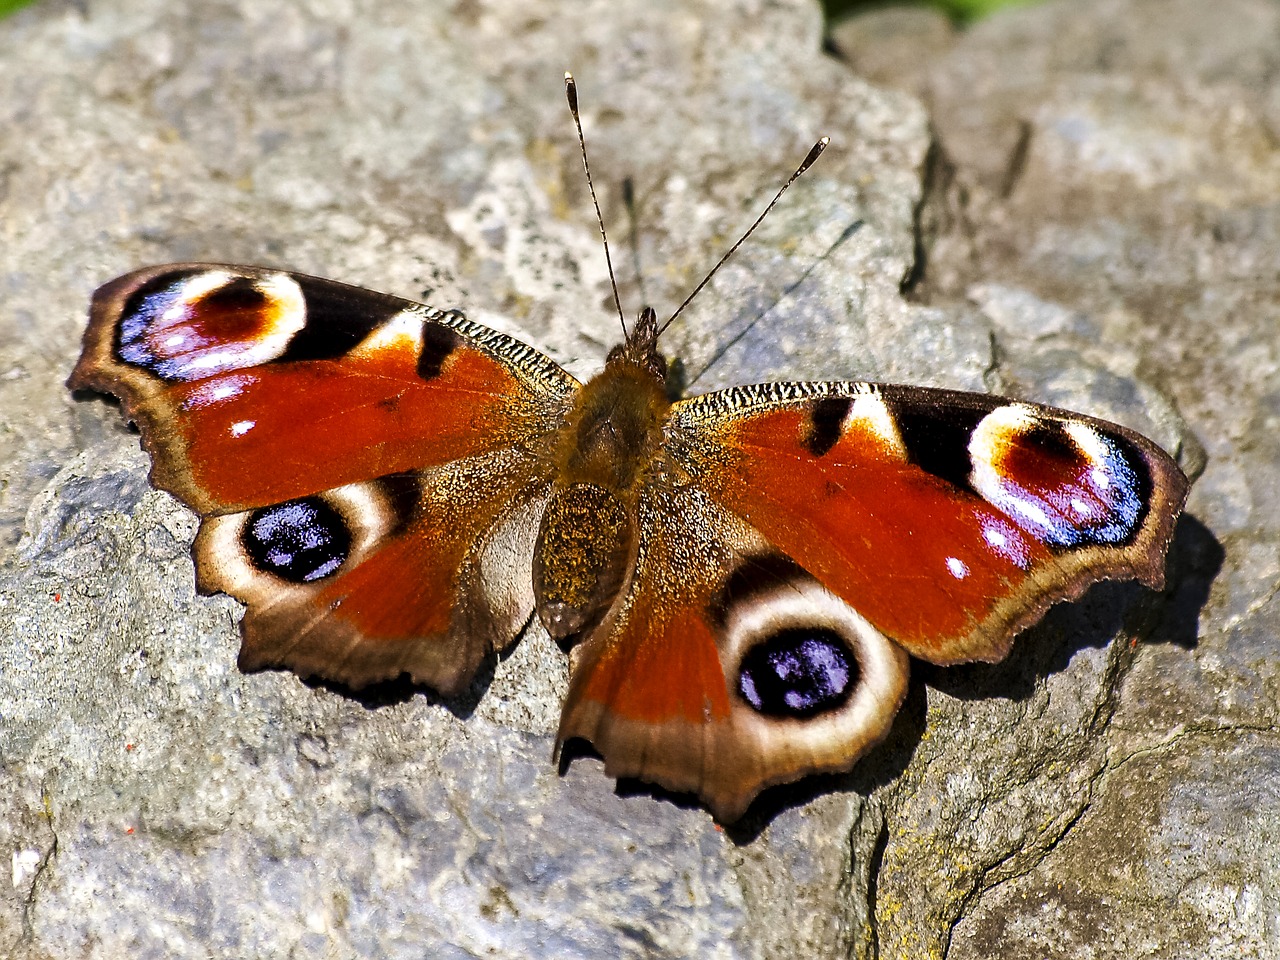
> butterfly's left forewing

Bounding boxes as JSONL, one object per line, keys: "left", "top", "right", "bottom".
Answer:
{"left": 70, "top": 264, "right": 578, "bottom": 692}
{"left": 670, "top": 380, "right": 1187, "bottom": 665}
{"left": 71, "top": 264, "right": 577, "bottom": 513}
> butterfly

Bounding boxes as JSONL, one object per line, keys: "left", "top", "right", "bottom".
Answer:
{"left": 67, "top": 76, "right": 1187, "bottom": 822}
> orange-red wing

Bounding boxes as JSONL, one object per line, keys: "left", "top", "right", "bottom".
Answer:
{"left": 195, "top": 453, "right": 550, "bottom": 694}
{"left": 557, "top": 479, "right": 910, "bottom": 823}
{"left": 69, "top": 263, "right": 575, "bottom": 694}
{"left": 669, "top": 382, "right": 1187, "bottom": 665}
{"left": 69, "top": 264, "right": 577, "bottom": 514}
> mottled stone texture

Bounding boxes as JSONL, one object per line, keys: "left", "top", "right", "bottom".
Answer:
{"left": 837, "top": 0, "right": 1279, "bottom": 955}
{"left": 0, "top": 0, "right": 1268, "bottom": 956}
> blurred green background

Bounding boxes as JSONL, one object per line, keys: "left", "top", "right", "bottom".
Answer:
{"left": 827, "top": 0, "right": 1033, "bottom": 21}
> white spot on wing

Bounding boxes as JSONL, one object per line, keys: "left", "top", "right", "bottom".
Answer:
{"left": 181, "top": 373, "right": 259, "bottom": 410}
{"left": 351, "top": 311, "right": 424, "bottom": 359}
{"left": 208, "top": 381, "right": 243, "bottom": 402}
{"left": 1065, "top": 421, "right": 1110, "bottom": 467}
{"left": 945, "top": 556, "right": 969, "bottom": 579}
{"left": 184, "top": 270, "right": 236, "bottom": 300}
{"left": 981, "top": 517, "right": 1032, "bottom": 567}
{"left": 230, "top": 419, "right": 255, "bottom": 437}
{"left": 1003, "top": 495, "right": 1054, "bottom": 532}
{"left": 184, "top": 349, "right": 263, "bottom": 375}
{"left": 846, "top": 386, "right": 908, "bottom": 459}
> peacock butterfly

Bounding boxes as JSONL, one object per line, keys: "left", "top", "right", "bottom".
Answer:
{"left": 67, "top": 76, "right": 1187, "bottom": 822}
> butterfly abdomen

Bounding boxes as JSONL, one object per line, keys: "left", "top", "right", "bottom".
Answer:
{"left": 533, "top": 353, "right": 673, "bottom": 640}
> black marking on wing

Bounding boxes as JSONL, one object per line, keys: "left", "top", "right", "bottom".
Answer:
{"left": 418, "top": 321, "right": 464, "bottom": 380}
{"left": 374, "top": 472, "right": 423, "bottom": 537}
{"left": 278, "top": 275, "right": 408, "bottom": 362}
{"left": 804, "top": 397, "right": 852, "bottom": 458}
{"left": 202, "top": 275, "right": 267, "bottom": 313}
{"left": 707, "top": 554, "right": 810, "bottom": 630}
{"left": 737, "top": 628, "right": 858, "bottom": 719}
{"left": 1019, "top": 419, "right": 1080, "bottom": 463}
{"left": 1103, "top": 429, "right": 1156, "bottom": 530}
{"left": 885, "top": 395, "right": 986, "bottom": 492}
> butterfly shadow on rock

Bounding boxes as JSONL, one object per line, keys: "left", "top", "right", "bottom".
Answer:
{"left": 303, "top": 659, "right": 489, "bottom": 718}
{"left": 921, "top": 511, "right": 1218, "bottom": 707}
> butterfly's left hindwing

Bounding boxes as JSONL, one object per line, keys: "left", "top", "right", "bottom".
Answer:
{"left": 70, "top": 263, "right": 577, "bottom": 692}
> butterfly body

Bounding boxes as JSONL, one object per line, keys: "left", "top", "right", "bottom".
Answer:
{"left": 70, "top": 262, "right": 1187, "bottom": 821}
{"left": 534, "top": 310, "right": 670, "bottom": 639}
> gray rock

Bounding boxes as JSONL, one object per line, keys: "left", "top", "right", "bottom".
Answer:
{"left": 0, "top": 0, "right": 1261, "bottom": 956}
{"left": 850, "top": 0, "right": 1278, "bottom": 955}
{"left": 827, "top": 6, "right": 958, "bottom": 99}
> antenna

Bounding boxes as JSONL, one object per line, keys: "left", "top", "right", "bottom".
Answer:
{"left": 565, "top": 72, "right": 627, "bottom": 337}
{"left": 658, "top": 136, "right": 829, "bottom": 335}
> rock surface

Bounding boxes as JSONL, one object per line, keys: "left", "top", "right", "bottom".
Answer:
{"left": 0, "top": 0, "right": 1269, "bottom": 956}
{"left": 837, "top": 0, "right": 1280, "bottom": 955}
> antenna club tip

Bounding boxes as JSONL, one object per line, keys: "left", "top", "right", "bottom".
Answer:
{"left": 565, "top": 73, "right": 580, "bottom": 114}
{"left": 819, "top": 136, "right": 830, "bottom": 147}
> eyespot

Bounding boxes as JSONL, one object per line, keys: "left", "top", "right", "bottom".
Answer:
{"left": 116, "top": 270, "right": 307, "bottom": 381}
{"left": 242, "top": 498, "right": 352, "bottom": 583}
{"left": 711, "top": 557, "right": 908, "bottom": 745}
{"left": 969, "top": 405, "right": 1148, "bottom": 549}
{"left": 738, "top": 627, "right": 857, "bottom": 718}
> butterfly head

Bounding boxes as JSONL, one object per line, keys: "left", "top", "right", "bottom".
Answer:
{"left": 607, "top": 305, "right": 667, "bottom": 384}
